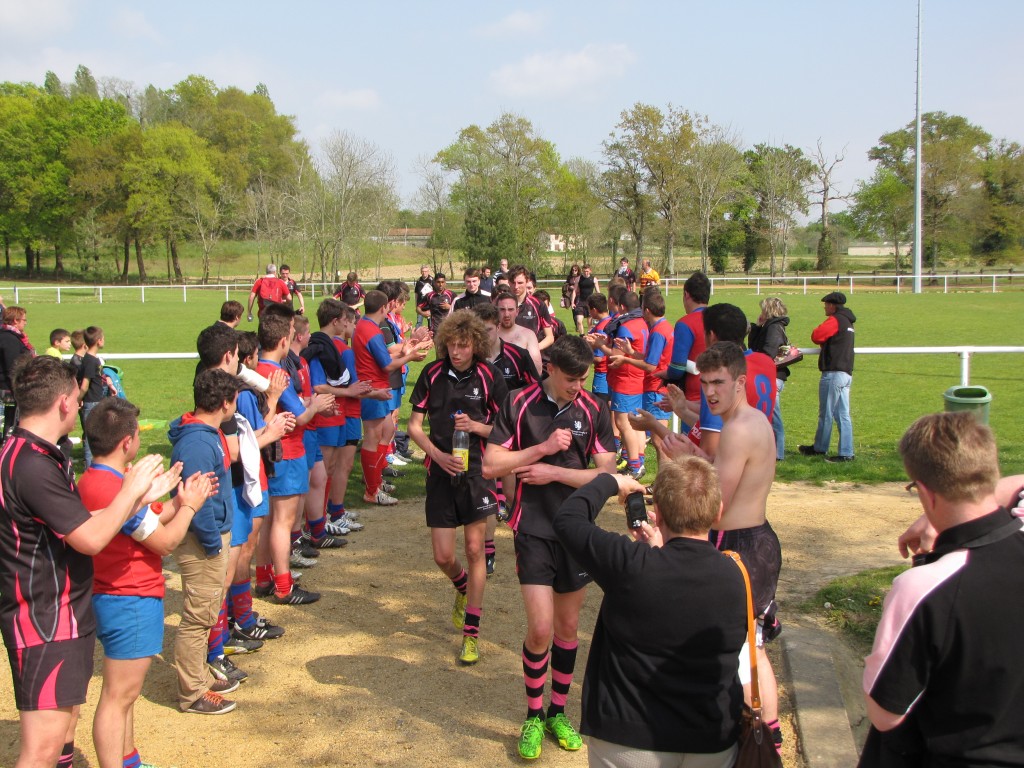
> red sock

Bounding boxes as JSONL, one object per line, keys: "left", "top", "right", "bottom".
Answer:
{"left": 273, "top": 571, "right": 293, "bottom": 598}
{"left": 361, "top": 448, "right": 378, "bottom": 496}
{"left": 255, "top": 564, "right": 274, "bottom": 587}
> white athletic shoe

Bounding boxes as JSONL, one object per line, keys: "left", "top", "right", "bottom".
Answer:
{"left": 339, "top": 513, "right": 364, "bottom": 531}
{"left": 365, "top": 489, "right": 399, "bottom": 506}
{"left": 324, "top": 519, "right": 350, "bottom": 536}
{"left": 387, "top": 453, "right": 409, "bottom": 467}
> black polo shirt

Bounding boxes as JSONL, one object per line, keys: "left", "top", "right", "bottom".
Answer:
{"left": 0, "top": 428, "right": 94, "bottom": 650}
{"left": 863, "top": 506, "right": 1024, "bottom": 764}
{"left": 488, "top": 383, "right": 614, "bottom": 541}
{"left": 425, "top": 289, "right": 454, "bottom": 333}
{"left": 452, "top": 291, "right": 490, "bottom": 313}
{"left": 492, "top": 339, "right": 539, "bottom": 391}
{"left": 515, "top": 295, "right": 552, "bottom": 342}
{"left": 410, "top": 358, "right": 507, "bottom": 476}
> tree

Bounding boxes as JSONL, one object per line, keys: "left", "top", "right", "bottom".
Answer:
{"left": 851, "top": 168, "right": 914, "bottom": 272}
{"left": 606, "top": 103, "right": 697, "bottom": 273}
{"left": 870, "top": 112, "right": 991, "bottom": 264}
{"left": 436, "top": 113, "right": 560, "bottom": 269}
{"left": 690, "top": 122, "right": 746, "bottom": 273}
{"left": 70, "top": 65, "right": 99, "bottom": 99}
{"left": 744, "top": 143, "right": 813, "bottom": 276}
{"left": 809, "top": 140, "right": 848, "bottom": 270}
{"left": 976, "top": 140, "right": 1024, "bottom": 262}
{"left": 597, "top": 130, "right": 651, "bottom": 266}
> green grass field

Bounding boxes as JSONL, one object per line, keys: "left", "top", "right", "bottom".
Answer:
{"left": 11, "top": 285, "right": 1024, "bottom": 495}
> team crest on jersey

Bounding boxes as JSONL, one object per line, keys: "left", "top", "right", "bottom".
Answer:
{"left": 574, "top": 420, "right": 582, "bottom": 430}
{"left": 504, "top": 367, "right": 511, "bottom": 375}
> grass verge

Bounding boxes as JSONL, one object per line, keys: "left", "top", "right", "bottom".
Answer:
{"left": 800, "top": 565, "right": 909, "bottom": 655}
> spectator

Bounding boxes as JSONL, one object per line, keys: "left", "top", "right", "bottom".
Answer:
{"left": 413, "top": 265, "right": 434, "bottom": 327}
{"left": 479, "top": 265, "right": 495, "bottom": 296}
{"left": 553, "top": 457, "right": 746, "bottom": 768}
{"left": 637, "top": 258, "right": 660, "bottom": 292}
{"left": 748, "top": 297, "right": 791, "bottom": 462}
{"left": 799, "top": 291, "right": 856, "bottom": 463}
{"left": 561, "top": 264, "right": 581, "bottom": 310}
{"left": 77, "top": 326, "right": 111, "bottom": 467}
{"left": 860, "top": 413, "right": 1024, "bottom": 766}
{"left": 45, "top": 328, "right": 71, "bottom": 359}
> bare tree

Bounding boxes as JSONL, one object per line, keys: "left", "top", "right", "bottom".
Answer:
{"left": 318, "top": 130, "right": 396, "bottom": 279}
{"left": 690, "top": 122, "right": 746, "bottom": 273}
{"left": 809, "top": 140, "right": 849, "bottom": 270}
{"left": 414, "top": 157, "right": 458, "bottom": 275}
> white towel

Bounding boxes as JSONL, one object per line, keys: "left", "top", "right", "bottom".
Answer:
{"left": 235, "top": 413, "right": 263, "bottom": 508}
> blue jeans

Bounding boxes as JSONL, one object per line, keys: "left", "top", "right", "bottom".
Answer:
{"left": 814, "top": 371, "right": 853, "bottom": 457}
{"left": 772, "top": 379, "right": 785, "bottom": 461}
{"left": 81, "top": 400, "right": 99, "bottom": 467}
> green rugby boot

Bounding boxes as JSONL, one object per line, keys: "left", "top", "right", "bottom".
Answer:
{"left": 545, "top": 713, "right": 583, "bottom": 751}
{"left": 518, "top": 716, "right": 544, "bottom": 760}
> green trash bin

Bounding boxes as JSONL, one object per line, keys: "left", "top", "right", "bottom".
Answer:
{"left": 943, "top": 385, "right": 992, "bottom": 424}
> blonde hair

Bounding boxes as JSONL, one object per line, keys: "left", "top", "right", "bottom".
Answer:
{"left": 653, "top": 456, "right": 721, "bottom": 535}
{"left": 759, "top": 297, "right": 788, "bottom": 319}
{"left": 899, "top": 412, "right": 999, "bottom": 502}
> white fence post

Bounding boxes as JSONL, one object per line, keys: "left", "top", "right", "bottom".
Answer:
{"left": 960, "top": 351, "right": 971, "bottom": 386}
{"left": 57, "top": 287, "right": 61, "bottom": 304}
{"left": 183, "top": 285, "right": 187, "bottom": 303}
{"left": 141, "top": 286, "right": 145, "bottom": 303}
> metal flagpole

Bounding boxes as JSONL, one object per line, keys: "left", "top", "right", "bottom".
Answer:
{"left": 913, "top": 0, "right": 924, "bottom": 293}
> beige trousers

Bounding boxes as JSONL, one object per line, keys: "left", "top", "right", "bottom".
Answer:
{"left": 172, "top": 531, "right": 229, "bottom": 710}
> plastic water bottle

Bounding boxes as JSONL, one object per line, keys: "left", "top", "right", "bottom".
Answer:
{"left": 452, "top": 412, "right": 469, "bottom": 487}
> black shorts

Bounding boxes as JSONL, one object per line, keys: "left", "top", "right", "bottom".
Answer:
{"left": 6, "top": 635, "right": 94, "bottom": 711}
{"left": 572, "top": 304, "right": 588, "bottom": 317}
{"left": 515, "top": 532, "right": 593, "bottom": 593}
{"left": 710, "top": 522, "right": 781, "bottom": 618}
{"left": 425, "top": 470, "right": 498, "bottom": 528}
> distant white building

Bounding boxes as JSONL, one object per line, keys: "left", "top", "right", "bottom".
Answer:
{"left": 542, "top": 232, "right": 587, "bottom": 252}
{"left": 847, "top": 242, "right": 910, "bottom": 257}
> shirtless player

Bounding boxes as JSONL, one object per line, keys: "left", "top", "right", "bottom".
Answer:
{"left": 495, "top": 290, "right": 542, "bottom": 373}
{"left": 660, "top": 341, "right": 783, "bottom": 753}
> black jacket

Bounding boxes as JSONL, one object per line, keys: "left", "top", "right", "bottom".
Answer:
{"left": 748, "top": 316, "right": 791, "bottom": 382}
{"left": 818, "top": 307, "right": 856, "bottom": 374}
{"left": 553, "top": 474, "right": 746, "bottom": 753}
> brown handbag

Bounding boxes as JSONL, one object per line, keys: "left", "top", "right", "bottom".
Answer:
{"left": 724, "top": 550, "right": 783, "bottom": 768}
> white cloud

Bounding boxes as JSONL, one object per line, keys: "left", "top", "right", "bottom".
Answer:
{"left": 476, "top": 10, "right": 548, "bottom": 38}
{"left": 318, "top": 88, "right": 380, "bottom": 111}
{"left": 0, "top": 0, "right": 75, "bottom": 42}
{"left": 491, "top": 43, "right": 635, "bottom": 99}
{"left": 110, "top": 8, "right": 161, "bottom": 43}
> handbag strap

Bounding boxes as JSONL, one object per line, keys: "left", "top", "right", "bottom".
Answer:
{"left": 723, "top": 550, "right": 761, "bottom": 712}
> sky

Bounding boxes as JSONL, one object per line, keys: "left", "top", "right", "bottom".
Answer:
{"left": 2, "top": 0, "right": 1022, "bottom": 208}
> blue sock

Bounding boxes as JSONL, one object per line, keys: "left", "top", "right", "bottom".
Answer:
{"left": 327, "top": 501, "right": 345, "bottom": 522}
{"left": 123, "top": 749, "right": 142, "bottom": 768}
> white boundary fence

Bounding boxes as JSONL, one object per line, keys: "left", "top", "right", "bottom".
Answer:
{"left": 100, "top": 346, "right": 1023, "bottom": 388}
{"left": 6, "top": 272, "right": 1022, "bottom": 304}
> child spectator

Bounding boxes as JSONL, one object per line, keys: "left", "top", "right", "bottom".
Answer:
{"left": 46, "top": 328, "right": 71, "bottom": 359}
{"left": 69, "top": 329, "right": 86, "bottom": 372}
{"left": 77, "top": 326, "right": 111, "bottom": 467}
{"left": 168, "top": 369, "right": 242, "bottom": 715}
{"left": 81, "top": 398, "right": 215, "bottom": 763}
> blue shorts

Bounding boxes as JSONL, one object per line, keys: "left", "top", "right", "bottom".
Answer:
{"left": 317, "top": 423, "right": 346, "bottom": 448}
{"left": 344, "top": 416, "right": 362, "bottom": 445}
{"left": 610, "top": 391, "right": 642, "bottom": 414}
{"left": 231, "top": 486, "right": 254, "bottom": 546}
{"left": 642, "top": 391, "right": 671, "bottom": 421}
{"left": 268, "top": 456, "right": 310, "bottom": 497}
{"left": 592, "top": 371, "right": 608, "bottom": 395}
{"left": 303, "top": 429, "right": 322, "bottom": 470}
{"left": 388, "top": 388, "right": 403, "bottom": 413}
{"left": 361, "top": 397, "right": 391, "bottom": 421}
{"left": 93, "top": 594, "right": 164, "bottom": 660}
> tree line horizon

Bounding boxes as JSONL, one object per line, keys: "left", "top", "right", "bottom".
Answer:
{"left": 1, "top": 66, "right": 1020, "bottom": 285}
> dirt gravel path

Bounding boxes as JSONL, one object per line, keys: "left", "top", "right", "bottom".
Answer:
{"left": 0, "top": 481, "right": 920, "bottom": 767}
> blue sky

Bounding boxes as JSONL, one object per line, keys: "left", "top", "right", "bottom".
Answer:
{"left": 2, "top": 1, "right": 1021, "bottom": 206}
